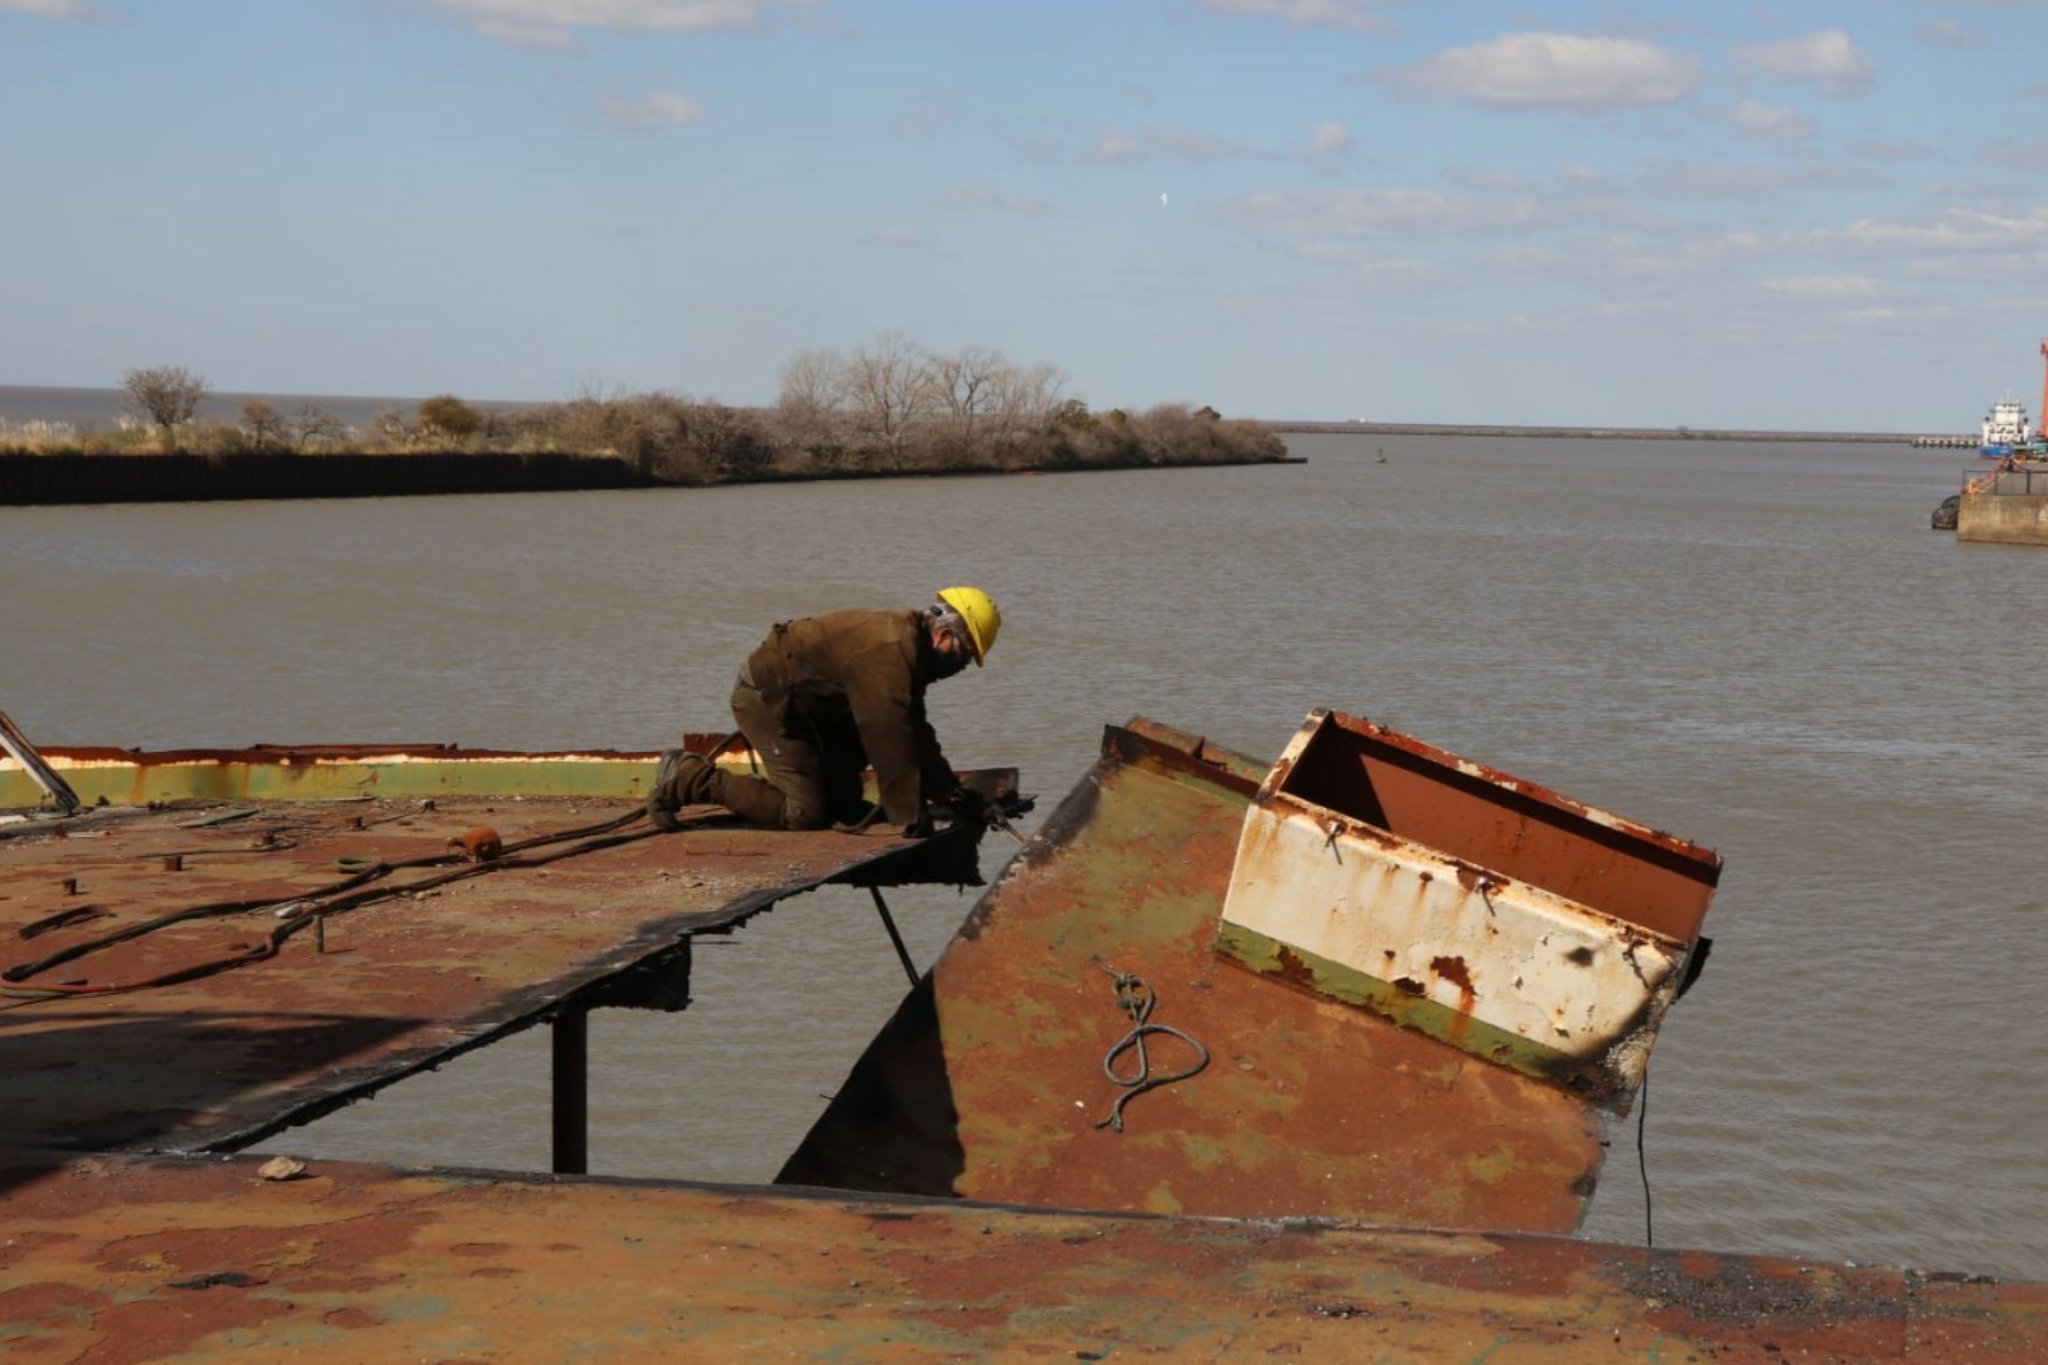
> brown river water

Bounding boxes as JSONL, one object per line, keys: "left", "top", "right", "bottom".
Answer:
{"left": 3, "top": 433, "right": 2042, "bottom": 1280}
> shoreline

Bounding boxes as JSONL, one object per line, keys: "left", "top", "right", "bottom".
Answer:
{"left": 1, "top": 387, "right": 1942, "bottom": 448}
{"left": 1270, "top": 420, "right": 1925, "bottom": 443}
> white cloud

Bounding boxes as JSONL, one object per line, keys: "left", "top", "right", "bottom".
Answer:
{"left": 891, "top": 98, "right": 955, "bottom": 140}
{"left": 1733, "top": 30, "right": 1872, "bottom": 96}
{"left": 1305, "top": 121, "right": 1351, "bottom": 154}
{"left": 868, "top": 227, "right": 932, "bottom": 250}
{"left": 1636, "top": 156, "right": 1876, "bottom": 200}
{"left": 1726, "top": 100, "right": 1813, "bottom": 140}
{"left": 1981, "top": 138, "right": 2048, "bottom": 167}
{"left": 1146, "top": 127, "right": 1257, "bottom": 161}
{"left": 1790, "top": 206, "right": 2048, "bottom": 255}
{"left": 1451, "top": 168, "right": 1539, "bottom": 193}
{"left": 938, "top": 183, "right": 1050, "bottom": 216}
{"left": 1388, "top": 33, "right": 1701, "bottom": 110}
{"left": 598, "top": 90, "right": 705, "bottom": 128}
{"left": 1851, "top": 139, "right": 1936, "bottom": 162}
{"left": 1762, "top": 274, "right": 1885, "bottom": 299}
{"left": 0, "top": 0, "right": 89, "bottom": 15}
{"left": 1089, "top": 123, "right": 1345, "bottom": 166}
{"left": 1090, "top": 131, "right": 1146, "bottom": 163}
{"left": 427, "top": 0, "right": 815, "bottom": 47}
{"left": 1201, "top": 0, "right": 1399, "bottom": 35}
{"left": 1918, "top": 18, "right": 1984, "bottom": 48}
{"left": 1226, "top": 187, "right": 1540, "bottom": 239}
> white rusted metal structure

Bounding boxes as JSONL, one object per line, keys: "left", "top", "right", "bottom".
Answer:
{"left": 1216, "top": 709, "right": 1720, "bottom": 1103}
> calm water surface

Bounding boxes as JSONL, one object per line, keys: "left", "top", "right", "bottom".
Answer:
{"left": 3, "top": 434, "right": 2041, "bottom": 1280}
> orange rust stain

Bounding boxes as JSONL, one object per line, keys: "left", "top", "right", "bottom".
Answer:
{"left": 1430, "top": 955, "right": 1473, "bottom": 996}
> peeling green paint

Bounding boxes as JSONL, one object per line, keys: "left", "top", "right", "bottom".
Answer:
{"left": 1214, "top": 922, "right": 1591, "bottom": 1091}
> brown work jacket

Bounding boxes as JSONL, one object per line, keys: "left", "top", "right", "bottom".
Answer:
{"left": 741, "top": 609, "right": 958, "bottom": 824}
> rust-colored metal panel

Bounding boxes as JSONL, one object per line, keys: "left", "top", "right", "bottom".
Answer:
{"left": 781, "top": 720, "right": 1615, "bottom": 1236}
{"left": 2, "top": 1153, "right": 2043, "bottom": 1362}
{"left": 0, "top": 754, "right": 1012, "bottom": 1156}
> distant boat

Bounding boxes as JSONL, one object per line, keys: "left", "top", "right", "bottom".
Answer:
{"left": 1979, "top": 398, "right": 2039, "bottom": 458}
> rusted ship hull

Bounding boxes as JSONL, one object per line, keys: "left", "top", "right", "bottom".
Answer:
{"left": 782, "top": 716, "right": 1708, "bottom": 1234}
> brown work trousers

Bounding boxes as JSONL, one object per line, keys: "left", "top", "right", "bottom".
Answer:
{"left": 716, "top": 673, "right": 875, "bottom": 830}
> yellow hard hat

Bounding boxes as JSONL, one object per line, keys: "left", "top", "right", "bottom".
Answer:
{"left": 936, "top": 586, "right": 1001, "bottom": 665}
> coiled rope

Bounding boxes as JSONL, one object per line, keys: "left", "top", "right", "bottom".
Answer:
{"left": 1090, "top": 959, "right": 1209, "bottom": 1133}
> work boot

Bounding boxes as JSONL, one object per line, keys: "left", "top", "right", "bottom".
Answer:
{"left": 646, "top": 750, "right": 725, "bottom": 832}
{"left": 646, "top": 749, "right": 686, "bottom": 832}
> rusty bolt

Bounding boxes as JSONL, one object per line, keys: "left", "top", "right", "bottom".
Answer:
{"left": 449, "top": 826, "right": 503, "bottom": 862}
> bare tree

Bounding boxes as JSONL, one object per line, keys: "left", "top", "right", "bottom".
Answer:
{"left": 366, "top": 407, "right": 413, "bottom": 449}
{"left": 842, "top": 332, "right": 937, "bottom": 460}
{"left": 929, "top": 345, "right": 1010, "bottom": 449}
{"left": 775, "top": 348, "right": 849, "bottom": 460}
{"left": 289, "top": 403, "right": 348, "bottom": 452}
{"left": 985, "top": 361, "right": 1068, "bottom": 458}
{"left": 121, "top": 366, "right": 209, "bottom": 451}
{"left": 778, "top": 348, "right": 845, "bottom": 412}
{"left": 239, "top": 398, "right": 290, "bottom": 450}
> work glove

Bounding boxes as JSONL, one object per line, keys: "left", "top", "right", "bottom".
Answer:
{"left": 945, "top": 785, "right": 990, "bottom": 827}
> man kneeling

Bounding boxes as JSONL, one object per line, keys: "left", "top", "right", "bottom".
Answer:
{"left": 647, "top": 586, "right": 1000, "bottom": 839}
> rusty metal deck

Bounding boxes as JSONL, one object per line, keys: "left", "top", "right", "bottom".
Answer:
{"left": 3, "top": 1152, "right": 2044, "bottom": 1361}
{"left": 782, "top": 719, "right": 1622, "bottom": 1235}
{"left": 0, "top": 742, "right": 1012, "bottom": 1158}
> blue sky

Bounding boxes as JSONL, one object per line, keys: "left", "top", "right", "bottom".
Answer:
{"left": 3, "top": 0, "right": 2046, "bottom": 429}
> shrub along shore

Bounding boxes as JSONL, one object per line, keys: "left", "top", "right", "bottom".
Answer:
{"left": 1, "top": 349, "right": 1295, "bottom": 505}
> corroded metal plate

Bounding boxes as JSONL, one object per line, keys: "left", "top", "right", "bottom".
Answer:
{"left": 2, "top": 1153, "right": 2042, "bottom": 1361}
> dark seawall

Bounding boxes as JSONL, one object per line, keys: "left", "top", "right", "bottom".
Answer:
{"left": 0, "top": 451, "right": 1303, "bottom": 507}
{"left": 0, "top": 451, "right": 653, "bottom": 507}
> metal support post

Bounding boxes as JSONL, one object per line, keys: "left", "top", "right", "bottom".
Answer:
{"left": 869, "top": 886, "right": 919, "bottom": 986}
{"left": 552, "top": 1004, "right": 589, "bottom": 1175}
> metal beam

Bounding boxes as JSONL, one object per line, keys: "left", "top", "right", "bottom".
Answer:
{"left": 551, "top": 1006, "right": 589, "bottom": 1175}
